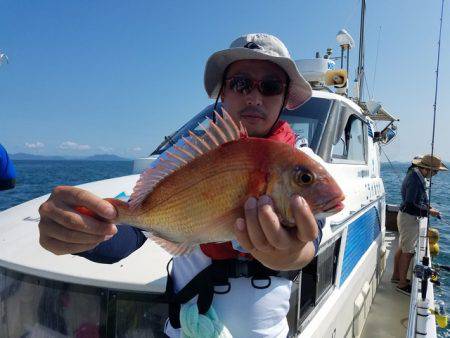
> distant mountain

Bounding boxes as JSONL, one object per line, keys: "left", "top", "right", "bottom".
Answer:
{"left": 84, "top": 154, "right": 131, "bottom": 161}
{"left": 11, "top": 153, "right": 131, "bottom": 161}
{"left": 10, "top": 153, "right": 66, "bottom": 160}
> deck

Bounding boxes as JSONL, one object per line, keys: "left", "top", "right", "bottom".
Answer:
{"left": 361, "top": 231, "right": 410, "bottom": 338}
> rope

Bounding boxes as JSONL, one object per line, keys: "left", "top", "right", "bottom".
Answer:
{"left": 180, "top": 303, "right": 232, "bottom": 338}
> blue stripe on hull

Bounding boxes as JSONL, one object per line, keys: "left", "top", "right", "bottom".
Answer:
{"left": 340, "top": 207, "right": 381, "bottom": 285}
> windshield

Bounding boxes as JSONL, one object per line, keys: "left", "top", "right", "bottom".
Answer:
{"left": 280, "top": 97, "right": 332, "bottom": 151}
{"left": 151, "top": 97, "right": 332, "bottom": 155}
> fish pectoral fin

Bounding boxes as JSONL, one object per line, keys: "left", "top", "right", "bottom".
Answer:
{"left": 148, "top": 233, "right": 196, "bottom": 256}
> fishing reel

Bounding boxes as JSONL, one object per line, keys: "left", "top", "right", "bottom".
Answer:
{"left": 413, "top": 264, "right": 440, "bottom": 285}
{"left": 430, "top": 270, "right": 440, "bottom": 286}
{"left": 413, "top": 264, "right": 435, "bottom": 281}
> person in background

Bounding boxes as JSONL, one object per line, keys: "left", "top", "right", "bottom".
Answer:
{"left": 391, "top": 154, "right": 447, "bottom": 295}
{"left": 0, "top": 143, "right": 16, "bottom": 191}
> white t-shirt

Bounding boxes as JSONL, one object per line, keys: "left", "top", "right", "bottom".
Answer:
{"left": 164, "top": 247, "right": 292, "bottom": 338}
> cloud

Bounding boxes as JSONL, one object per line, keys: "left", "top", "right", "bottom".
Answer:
{"left": 59, "top": 141, "right": 91, "bottom": 151}
{"left": 98, "top": 146, "right": 114, "bottom": 153}
{"left": 25, "top": 141, "right": 45, "bottom": 149}
{"left": 132, "top": 147, "right": 142, "bottom": 152}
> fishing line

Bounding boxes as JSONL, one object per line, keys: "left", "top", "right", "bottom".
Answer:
{"left": 434, "top": 263, "right": 450, "bottom": 273}
{"left": 363, "top": 72, "right": 372, "bottom": 102}
{"left": 342, "top": 0, "right": 361, "bottom": 28}
{"left": 379, "top": 145, "right": 402, "bottom": 183}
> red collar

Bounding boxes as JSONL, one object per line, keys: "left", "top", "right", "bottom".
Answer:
{"left": 266, "top": 120, "right": 296, "bottom": 146}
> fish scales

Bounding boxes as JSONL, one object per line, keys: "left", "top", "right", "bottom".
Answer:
{"left": 134, "top": 140, "right": 270, "bottom": 242}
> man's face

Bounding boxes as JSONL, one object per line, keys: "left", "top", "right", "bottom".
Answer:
{"left": 420, "top": 168, "right": 438, "bottom": 178}
{"left": 221, "top": 60, "right": 288, "bottom": 137}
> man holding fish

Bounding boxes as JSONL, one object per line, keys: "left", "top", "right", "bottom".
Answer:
{"left": 38, "top": 33, "right": 344, "bottom": 337}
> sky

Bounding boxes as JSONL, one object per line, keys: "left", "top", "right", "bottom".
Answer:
{"left": 1, "top": 0, "right": 449, "bottom": 162}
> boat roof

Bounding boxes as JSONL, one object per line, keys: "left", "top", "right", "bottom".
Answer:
{"left": 311, "top": 90, "right": 399, "bottom": 122}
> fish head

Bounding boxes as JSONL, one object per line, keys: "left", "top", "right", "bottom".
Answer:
{"left": 268, "top": 150, "right": 345, "bottom": 225}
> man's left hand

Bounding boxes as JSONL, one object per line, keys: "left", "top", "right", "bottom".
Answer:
{"left": 233, "top": 195, "right": 318, "bottom": 271}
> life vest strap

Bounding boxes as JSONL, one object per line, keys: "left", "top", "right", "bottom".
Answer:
{"left": 165, "top": 258, "right": 299, "bottom": 329}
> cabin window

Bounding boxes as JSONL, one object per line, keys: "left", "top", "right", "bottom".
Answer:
{"left": 331, "top": 114, "right": 367, "bottom": 163}
{"left": 288, "top": 237, "right": 341, "bottom": 334}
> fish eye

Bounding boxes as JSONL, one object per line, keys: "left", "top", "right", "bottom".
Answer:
{"left": 294, "top": 168, "right": 315, "bottom": 186}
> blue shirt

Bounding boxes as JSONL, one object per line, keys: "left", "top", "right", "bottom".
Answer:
{"left": 400, "top": 168, "right": 429, "bottom": 217}
{"left": 0, "top": 144, "right": 16, "bottom": 190}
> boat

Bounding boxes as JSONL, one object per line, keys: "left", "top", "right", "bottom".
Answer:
{"left": 0, "top": 2, "right": 446, "bottom": 337}
{"left": 0, "top": 79, "right": 410, "bottom": 338}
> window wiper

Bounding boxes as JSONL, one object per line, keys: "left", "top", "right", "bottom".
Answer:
{"left": 151, "top": 133, "right": 177, "bottom": 156}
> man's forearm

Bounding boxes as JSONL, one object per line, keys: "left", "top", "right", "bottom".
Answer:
{"left": 75, "top": 224, "right": 147, "bottom": 264}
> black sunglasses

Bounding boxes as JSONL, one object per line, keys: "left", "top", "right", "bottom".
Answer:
{"left": 225, "top": 75, "right": 286, "bottom": 96}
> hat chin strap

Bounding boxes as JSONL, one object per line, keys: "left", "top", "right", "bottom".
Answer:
{"left": 267, "top": 78, "right": 290, "bottom": 136}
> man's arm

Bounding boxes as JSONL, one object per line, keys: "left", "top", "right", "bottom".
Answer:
{"left": 38, "top": 186, "right": 148, "bottom": 264}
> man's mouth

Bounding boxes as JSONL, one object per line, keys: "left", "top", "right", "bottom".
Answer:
{"left": 241, "top": 114, "right": 265, "bottom": 121}
{"left": 239, "top": 107, "right": 266, "bottom": 121}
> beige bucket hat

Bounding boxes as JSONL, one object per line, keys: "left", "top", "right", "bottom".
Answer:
{"left": 204, "top": 33, "right": 312, "bottom": 110}
{"left": 412, "top": 154, "right": 448, "bottom": 171}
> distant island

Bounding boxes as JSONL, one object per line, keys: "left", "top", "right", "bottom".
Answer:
{"left": 11, "top": 153, "right": 132, "bottom": 161}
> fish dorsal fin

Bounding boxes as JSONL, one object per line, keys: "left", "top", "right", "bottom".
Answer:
{"left": 129, "top": 109, "right": 246, "bottom": 210}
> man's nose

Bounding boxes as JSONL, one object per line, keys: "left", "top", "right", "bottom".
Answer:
{"left": 245, "top": 87, "right": 263, "bottom": 106}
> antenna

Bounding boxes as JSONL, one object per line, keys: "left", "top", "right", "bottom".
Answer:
{"left": 336, "top": 29, "right": 355, "bottom": 75}
{"left": 356, "top": 0, "right": 366, "bottom": 103}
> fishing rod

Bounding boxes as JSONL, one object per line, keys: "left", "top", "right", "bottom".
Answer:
{"left": 419, "top": 0, "right": 445, "bottom": 302}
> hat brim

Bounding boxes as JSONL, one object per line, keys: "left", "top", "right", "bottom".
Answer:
{"left": 412, "top": 158, "right": 448, "bottom": 171}
{"left": 204, "top": 48, "right": 312, "bottom": 110}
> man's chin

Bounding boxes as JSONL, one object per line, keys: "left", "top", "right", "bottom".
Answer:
{"left": 240, "top": 120, "right": 270, "bottom": 136}
{"left": 245, "top": 127, "right": 270, "bottom": 137}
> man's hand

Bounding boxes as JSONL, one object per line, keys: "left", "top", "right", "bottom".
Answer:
{"left": 233, "top": 195, "right": 318, "bottom": 271}
{"left": 38, "top": 186, "right": 118, "bottom": 255}
{"left": 430, "top": 208, "right": 441, "bottom": 219}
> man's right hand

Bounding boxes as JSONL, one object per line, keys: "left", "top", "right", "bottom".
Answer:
{"left": 429, "top": 208, "right": 441, "bottom": 219}
{"left": 38, "top": 186, "right": 118, "bottom": 255}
